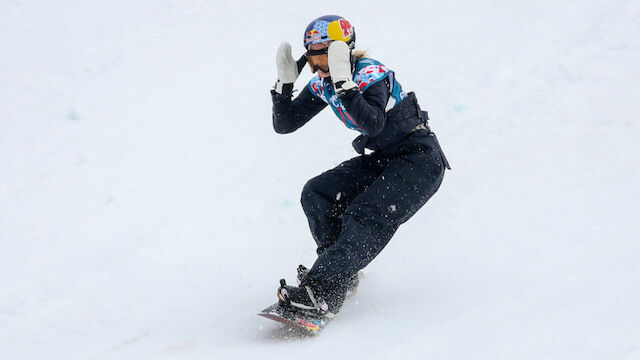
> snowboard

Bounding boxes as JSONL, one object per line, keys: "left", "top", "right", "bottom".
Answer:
{"left": 258, "top": 302, "right": 331, "bottom": 334}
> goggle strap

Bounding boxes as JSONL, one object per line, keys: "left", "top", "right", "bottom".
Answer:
{"left": 296, "top": 55, "right": 308, "bottom": 73}
{"left": 305, "top": 49, "right": 328, "bottom": 56}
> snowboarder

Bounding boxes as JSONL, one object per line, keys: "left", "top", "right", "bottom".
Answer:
{"left": 270, "top": 15, "right": 450, "bottom": 321}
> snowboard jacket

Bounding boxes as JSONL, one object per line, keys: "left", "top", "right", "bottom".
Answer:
{"left": 272, "top": 57, "right": 449, "bottom": 167}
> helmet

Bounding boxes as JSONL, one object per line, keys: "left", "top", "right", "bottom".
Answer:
{"left": 303, "top": 15, "right": 355, "bottom": 50}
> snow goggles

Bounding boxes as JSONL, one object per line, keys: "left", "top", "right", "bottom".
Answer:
{"left": 305, "top": 48, "right": 329, "bottom": 73}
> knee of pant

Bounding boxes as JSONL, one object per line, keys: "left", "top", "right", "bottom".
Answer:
{"left": 300, "top": 176, "right": 325, "bottom": 211}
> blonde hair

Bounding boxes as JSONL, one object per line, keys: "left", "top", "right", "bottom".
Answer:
{"left": 353, "top": 49, "right": 368, "bottom": 60}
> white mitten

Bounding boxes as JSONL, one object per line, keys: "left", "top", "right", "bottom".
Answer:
{"left": 274, "top": 42, "right": 300, "bottom": 96}
{"left": 328, "top": 41, "right": 357, "bottom": 95}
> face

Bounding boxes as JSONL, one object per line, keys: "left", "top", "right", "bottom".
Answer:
{"left": 307, "top": 42, "right": 330, "bottom": 78}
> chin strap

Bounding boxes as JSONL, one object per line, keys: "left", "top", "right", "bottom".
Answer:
{"left": 350, "top": 53, "right": 357, "bottom": 74}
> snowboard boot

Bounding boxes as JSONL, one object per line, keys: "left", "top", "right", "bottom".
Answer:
{"left": 277, "top": 279, "right": 336, "bottom": 318}
{"left": 296, "top": 264, "right": 361, "bottom": 298}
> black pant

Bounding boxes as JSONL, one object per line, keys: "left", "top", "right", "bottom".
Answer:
{"left": 300, "top": 130, "right": 446, "bottom": 293}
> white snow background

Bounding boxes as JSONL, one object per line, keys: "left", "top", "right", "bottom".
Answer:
{"left": 1, "top": 0, "right": 639, "bottom": 359}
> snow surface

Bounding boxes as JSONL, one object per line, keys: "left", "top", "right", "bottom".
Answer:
{"left": 1, "top": 1, "right": 639, "bottom": 359}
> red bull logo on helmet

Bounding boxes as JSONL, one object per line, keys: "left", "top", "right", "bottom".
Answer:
{"left": 305, "top": 28, "right": 321, "bottom": 44}
{"left": 338, "top": 19, "right": 353, "bottom": 39}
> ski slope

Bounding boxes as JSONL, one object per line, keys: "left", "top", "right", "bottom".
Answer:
{"left": 1, "top": 1, "right": 639, "bottom": 359}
